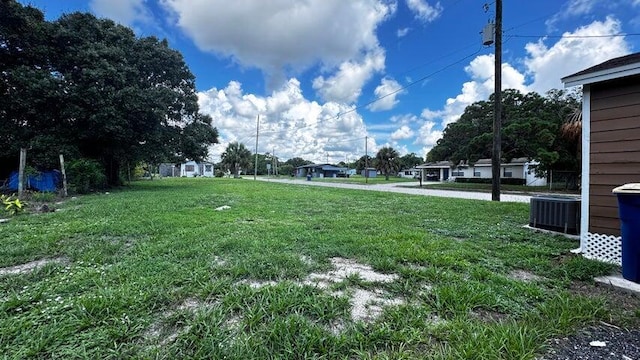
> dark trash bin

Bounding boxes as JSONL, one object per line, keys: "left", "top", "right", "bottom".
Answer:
{"left": 306, "top": 174, "right": 312, "bottom": 181}
{"left": 613, "top": 183, "right": 640, "bottom": 283}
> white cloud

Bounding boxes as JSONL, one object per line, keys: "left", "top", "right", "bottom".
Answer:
{"left": 397, "top": 27, "right": 410, "bottom": 37}
{"left": 90, "top": 0, "right": 151, "bottom": 26}
{"left": 405, "top": 0, "right": 443, "bottom": 23}
{"left": 420, "top": 108, "right": 441, "bottom": 121}
{"left": 198, "top": 78, "right": 373, "bottom": 163}
{"left": 421, "top": 54, "right": 527, "bottom": 128}
{"left": 546, "top": 0, "right": 598, "bottom": 29}
{"left": 390, "top": 125, "right": 414, "bottom": 140}
{"left": 390, "top": 114, "right": 419, "bottom": 124}
{"left": 564, "top": 0, "right": 598, "bottom": 16}
{"left": 312, "top": 49, "right": 385, "bottom": 103}
{"left": 367, "top": 77, "right": 405, "bottom": 111}
{"left": 162, "top": 0, "right": 395, "bottom": 84}
{"left": 415, "top": 120, "right": 442, "bottom": 157}
{"left": 416, "top": 17, "right": 631, "bottom": 154}
{"left": 526, "top": 17, "right": 630, "bottom": 93}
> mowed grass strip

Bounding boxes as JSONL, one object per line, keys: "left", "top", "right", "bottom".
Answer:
{"left": 0, "top": 178, "right": 627, "bottom": 359}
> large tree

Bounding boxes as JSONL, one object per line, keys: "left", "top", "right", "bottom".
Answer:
{"left": 375, "top": 147, "right": 400, "bottom": 180}
{"left": 354, "top": 155, "right": 374, "bottom": 172}
{"left": 426, "top": 89, "right": 579, "bottom": 175}
{"left": 399, "top": 152, "right": 424, "bottom": 170}
{"left": 0, "top": 1, "right": 218, "bottom": 185}
{"left": 0, "top": 1, "right": 70, "bottom": 176}
{"left": 220, "top": 142, "right": 252, "bottom": 178}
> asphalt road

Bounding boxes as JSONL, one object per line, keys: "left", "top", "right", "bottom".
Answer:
{"left": 251, "top": 177, "right": 532, "bottom": 203}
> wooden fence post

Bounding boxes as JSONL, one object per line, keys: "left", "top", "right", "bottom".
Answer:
{"left": 18, "top": 148, "right": 27, "bottom": 198}
{"left": 59, "top": 154, "right": 68, "bottom": 197}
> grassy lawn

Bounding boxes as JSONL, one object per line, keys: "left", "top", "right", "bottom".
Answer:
{"left": 415, "top": 181, "right": 580, "bottom": 195}
{"left": 1, "top": 178, "right": 636, "bottom": 359}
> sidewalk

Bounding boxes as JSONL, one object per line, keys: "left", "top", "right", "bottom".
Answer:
{"left": 251, "top": 177, "right": 531, "bottom": 203}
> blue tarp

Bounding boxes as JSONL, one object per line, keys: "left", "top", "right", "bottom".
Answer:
{"left": 8, "top": 170, "right": 60, "bottom": 192}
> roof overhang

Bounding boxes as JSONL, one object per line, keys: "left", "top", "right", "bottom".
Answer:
{"left": 562, "top": 62, "right": 640, "bottom": 87}
{"left": 417, "top": 165, "right": 451, "bottom": 169}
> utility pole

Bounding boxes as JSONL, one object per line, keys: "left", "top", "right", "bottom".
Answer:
{"left": 273, "top": 148, "right": 277, "bottom": 176}
{"left": 491, "top": 0, "right": 502, "bottom": 201}
{"left": 365, "top": 136, "right": 369, "bottom": 184}
{"left": 254, "top": 115, "right": 259, "bottom": 180}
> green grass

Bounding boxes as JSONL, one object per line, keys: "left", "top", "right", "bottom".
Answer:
{"left": 0, "top": 178, "right": 628, "bottom": 359}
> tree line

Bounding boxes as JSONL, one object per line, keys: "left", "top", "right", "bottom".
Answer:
{"left": 427, "top": 89, "right": 581, "bottom": 175}
{"left": 217, "top": 142, "right": 423, "bottom": 180}
{"left": 1, "top": 0, "right": 218, "bottom": 187}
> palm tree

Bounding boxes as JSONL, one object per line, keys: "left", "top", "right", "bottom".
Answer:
{"left": 221, "top": 142, "right": 251, "bottom": 178}
{"left": 559, "top": 106, "right": 582, "bottom": 189}
{"left": 560, "top": 106, "right": 582, "bottom": 143}
{"left": 375, "top": 146, "right": 400, "bottom": 180}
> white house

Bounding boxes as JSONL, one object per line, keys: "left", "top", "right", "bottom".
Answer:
{"left": 418, "top": 158, "right": 546, "bottom": 186}
{"left": 417, "top": 161, "right": 454, "bottom": 181}
{"left": 473, "top": 158, "right": 547, "bottom": 186}
{"left": 398, "top": 168, "right": 421, "bottom": 178}
{"left": 180, "top": 161, "right": 215, "bottom": 177}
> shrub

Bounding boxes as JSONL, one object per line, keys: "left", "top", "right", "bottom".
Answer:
{"left": 455, "top": 177, "right": 525, "bottom": 185}
{"left": 28, "top": 191, "right": 56, "bottom": 203}
{"left": 66, "top": 158, "right": 107, "bottom": 194}
{"left": 215, "top": 170, "right": 225, "bottom": 178}
{"left": 1, "top": 194, "right": 26, "bottom": 216}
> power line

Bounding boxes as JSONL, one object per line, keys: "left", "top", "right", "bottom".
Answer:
{"left": 337, "top": 46, "right": 484, "bottom": 119}
{"left": 219, "top": 46, "right": 486, "bottom": 150}
{"left": 510, "top": 33, "right": 640, "bottom": 39}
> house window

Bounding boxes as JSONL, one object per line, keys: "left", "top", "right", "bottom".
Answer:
{"left": 405, "top": 171, "right": 412, "bottom": 175}
{"left": 205, "top": 165, "right": 212, "bottom": 172}
{"left": 474, "top": 171, "right": 481, "bottom": 177}
{"left": 185, "top": 165, "right": 195, "bottom": 172}
{"left": 451, "top": 171, "right": 464, "bottom": 177}
{"left": 503, "top": 168, "right": 512, "bottom": 178}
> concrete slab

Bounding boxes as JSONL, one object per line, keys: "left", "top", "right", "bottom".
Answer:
{"left": 594, "top": 275, "right": 640, "bottom": 295}
{"left": 522, "top": 225, "right": 580, "bottom": 240}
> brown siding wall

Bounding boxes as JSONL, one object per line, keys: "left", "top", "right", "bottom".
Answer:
{"left": 590, "top": 75, "right": 640, "bottom": 236}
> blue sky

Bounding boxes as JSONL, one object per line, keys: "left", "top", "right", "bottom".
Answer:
{"left": 21, "top": 0, "right": 640, "bottom": 164}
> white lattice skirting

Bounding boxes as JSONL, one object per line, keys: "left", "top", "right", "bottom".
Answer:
{"left": 583, "top": 232, "right": 622, "bottom": 265}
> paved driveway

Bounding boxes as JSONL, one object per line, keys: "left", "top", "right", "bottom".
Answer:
{"left": 251, "top": 177, "right": 531, "bottom": 203}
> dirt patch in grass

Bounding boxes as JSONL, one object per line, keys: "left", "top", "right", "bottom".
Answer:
{"left": 0, "top": 257, "right": 68, "bottom": 276}
{"left": 237, "top": 279, "right": 280, "bottom": 289}
{"left": 100, "top": 235, "right": 136, "bottom": 249}
{"left": 303, "top": 258, "right": 405, "bottom": 323}
{"left": 144, "top": 298, "right": 224, "bottom": 349}
{"left": 470, "top": 308, "right": 509, "bottom": 323}
{"left": 234, "top": 257, "right": 405, "bottom": 325}
{"left": 306, "top": 257, "right": 399, "bottom": 285}
{"left": 509, "top": 269, "right": 545, "bottom": 283}
{"left": 212, "top": 256, "right": 226, "bottom": 267}
{"left": 350, "top": 288, "right": 404, "bottom": 322}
